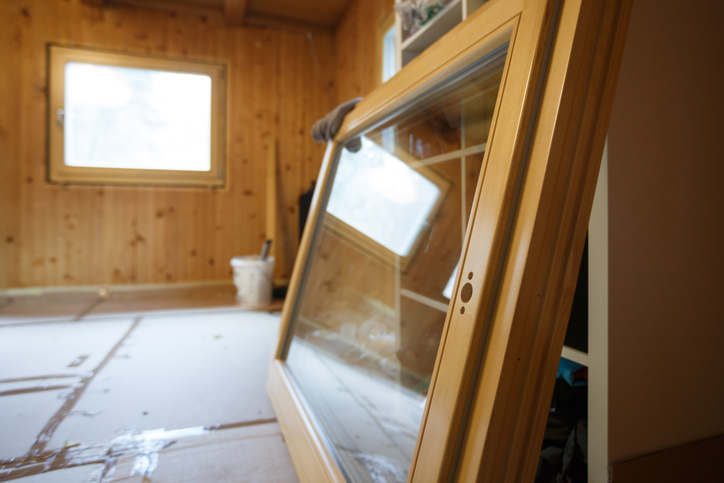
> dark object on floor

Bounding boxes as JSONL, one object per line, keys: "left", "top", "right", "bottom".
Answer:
{"left": 260, "top": 239, "right": 273, "bottom": 260}
{"left": 299, "top": 181, "right": 315, "bottom": 243}
{"left": 272, "top": 285, "right": 288, "bottom": 300}
{"left": 536, "top": 378, "right": 588, "bottom": 483}
{"left": 537, "top": 420, "right": 588, "bottom": 483}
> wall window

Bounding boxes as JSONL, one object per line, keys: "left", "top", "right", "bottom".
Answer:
{"left": 382, "top": 25, "right": 398, "bottom": 82}
{"left": 379, "top": 10, "right": 398, "bottom": 83}
{"left": 49, "top": 46, "right": 226, "bottom": 187}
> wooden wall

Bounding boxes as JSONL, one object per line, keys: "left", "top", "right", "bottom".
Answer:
{"left": 0, "top": 0, "right": 334, "bottom": 288}
{"left": 333, "top": 0, "right": 393, "bottom": 103}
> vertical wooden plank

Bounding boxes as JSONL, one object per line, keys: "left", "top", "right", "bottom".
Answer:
{"left": 277, "top": 30, "right": 301, "bottom": 278}
{"left": 0, "top": 1, "right": 22, "bottom": 287}
{"left": 266, "top": 137, "right": 278, "bottom": 261}
{"left": 222, "top": 22, "right": 244, "bottom": 278}
{"left": 301, "top": 29, "right": 333, "bottom": 197}
{"left": 334, "top": 0, "right": 394, "bottom": 103}
{"left": 225, "top": 0, "right": 246, "bottom": 27}
{"left": 26, "top": 0, "right": 56, "bottom": 287}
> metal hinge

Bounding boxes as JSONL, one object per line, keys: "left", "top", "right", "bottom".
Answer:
{"left": 56, "top": 108, "right": 65, "bottom": 128}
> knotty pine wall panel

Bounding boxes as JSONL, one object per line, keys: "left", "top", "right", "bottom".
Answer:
{"left": 0, "top": 0, "right": 334, "bottom": 288}
{"left": 333, "top": 0, "right": 393, "bottom": 103}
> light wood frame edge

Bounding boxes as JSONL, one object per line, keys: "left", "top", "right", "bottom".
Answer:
{"left": 454, "top": 0, "right": 633, "bottom": 480}
{"left": 267, "top": 0, "right": 547, "bottom": 481}
{"left": 267, "top": 360, "right": 347, "bottom": 483}
{"left": 407, "top": 0, "right": 555, "bottom": 479}
{"left": 273, "top": 141, "right": 338, "bottom": 362}
{"left": 48, "top": 45, "right": 227, "bottom": 188}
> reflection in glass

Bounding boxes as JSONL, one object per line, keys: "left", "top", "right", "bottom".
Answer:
{"left": 286, "top": 45, "right": 508, "bottom": 482}
{"left": 328, "top": 138, "right": 441, "bottom": 256}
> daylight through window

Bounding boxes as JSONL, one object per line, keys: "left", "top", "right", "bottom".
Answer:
{"left": 49, "top": 46, "right": 226, "bottom": 187}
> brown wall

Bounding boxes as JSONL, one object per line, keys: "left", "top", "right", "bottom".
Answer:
{"left": 0, "top": 0, "right": 334, "bottom": 288}
{"left": 607, "top": 0, "right": 724, "bottom": 464}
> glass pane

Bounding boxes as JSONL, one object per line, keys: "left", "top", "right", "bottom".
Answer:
{"left": 286, "top": 45, "right": 507, "bottom": 482}
{"left": 64, "top": 62, "right": 212, "bottom": 171}
{"left": 328, "top": 138, "right": 442, "bottom": 256}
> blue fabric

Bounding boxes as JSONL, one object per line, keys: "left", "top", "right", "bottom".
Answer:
{"left": 558, "top": 357, "right": 587, "bottom": 386}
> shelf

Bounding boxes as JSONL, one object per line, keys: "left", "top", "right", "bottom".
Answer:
{"left": 401, "top": 0, "right": 463, "bottom": 56}
{"left": 561, "top": 345, "right": 589, "bottom": 367}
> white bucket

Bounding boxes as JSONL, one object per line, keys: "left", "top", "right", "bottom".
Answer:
{"left": 230, "top": 256, "right": 274, "bottom": 308}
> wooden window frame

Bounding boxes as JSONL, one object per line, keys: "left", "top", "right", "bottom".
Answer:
{"left": 48, "top": 45, "right": 227, "bottom": 188}
{"left": 267, "top": 0, "right": 631, "bottom": 480}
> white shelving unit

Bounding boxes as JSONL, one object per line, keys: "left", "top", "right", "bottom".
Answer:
{"left": 587, "top": 143, "right": 608, "bottom": 483}
{"left": 554, "top": 146, "right": 608, "bottom": 483}
{"left": 561, "top": 345, "right": 589, "bottom": 367}
{"left": 395, "top": 0, "right": 488, "bottom": 70}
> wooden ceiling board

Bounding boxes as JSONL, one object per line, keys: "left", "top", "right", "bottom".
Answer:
{"left": 135, "top": 0, "right": 351, "bottom": 26}
{"left": 108, "top": 0, "right": 224, "bottom": 17}
{"left": 172, "top": 0, "right": 224, "bottom": 8}
{"left": 104, "top": 0, "right": 350, "bottom": 29}
{"left": 225, "top": 0, "right": 247, "bottom": 26}
{"left": 246, "top": 0, "right": 350, "bottom": 27}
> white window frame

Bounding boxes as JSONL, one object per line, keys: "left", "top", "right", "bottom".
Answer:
{"left": 48, "top": 45, "right": 227, "bottom": 187}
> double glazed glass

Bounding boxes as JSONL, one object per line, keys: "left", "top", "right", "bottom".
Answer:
{"left": 286, "top": 46, "right": 508, "bottom": 482}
